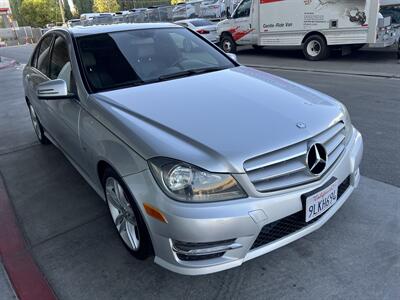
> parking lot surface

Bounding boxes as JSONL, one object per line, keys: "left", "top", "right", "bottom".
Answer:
{"left": 0, "top": 46, "right": 399, "bottom": 299}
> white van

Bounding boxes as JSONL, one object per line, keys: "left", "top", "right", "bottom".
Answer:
{"left": 217, "top": 0, "right": 398, "bottom": 60}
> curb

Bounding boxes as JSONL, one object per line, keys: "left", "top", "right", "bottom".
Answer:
{"left": 0, "top": 174, "right": 57, "bottom": 300}
{"left": 0, "top": 57, "right": 16, "bottom": 70}
{"left": 245, "top": 63, "right": 400, "bottom": 79}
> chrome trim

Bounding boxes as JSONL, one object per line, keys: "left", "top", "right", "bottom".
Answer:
{"left": 244, "top": 122, "right": 346, "bottom": 192}
{"left": 172, "top": 243, "right": 242, "bottom": 256}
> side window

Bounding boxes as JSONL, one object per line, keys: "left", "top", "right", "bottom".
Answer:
{"left": 37, "top": 35, "right": 53, "bottom": 76}
{"left": 233, "top": 0, "right": 251, "bottom": 18}
{"left": 30, "top": 47, "right": 39, "bottom": 68}
{"left": 49, "top": 36, "right": 74, "bottom": 92}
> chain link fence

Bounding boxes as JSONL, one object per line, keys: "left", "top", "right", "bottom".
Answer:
{"left": 0, "top": 0, "right": 241, "bottom": 47}
{"left": 78, "top": 0, "right": 238, "bottom": 26}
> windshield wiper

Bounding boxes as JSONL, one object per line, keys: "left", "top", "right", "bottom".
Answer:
{"left": 157, "top": 66, "right": 226, "bottom": 81}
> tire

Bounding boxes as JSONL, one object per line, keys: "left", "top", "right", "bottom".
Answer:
{"left": 302, "top": 35, "right": 330, "bottom": 61}
{"left": 102, "top": 168, "right": 153, "bottom": 260}
{"left": 28, "top": 102, "right": 50, "bottom": 145}
{"left": 220, "top": 34, "right": 237, "bottom": 53}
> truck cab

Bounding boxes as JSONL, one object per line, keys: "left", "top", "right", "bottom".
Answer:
{"left": 218, "top": 0, "right": 257, "bottom": 53}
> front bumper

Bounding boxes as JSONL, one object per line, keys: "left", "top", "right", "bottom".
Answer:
{"left": 123, "top": 127, "right": 363, "bottom": 275}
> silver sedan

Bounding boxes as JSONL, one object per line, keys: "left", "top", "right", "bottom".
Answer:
{"left": 175, "top": 18, "right": 219, "bottom": 43}
{"left": 23, "top": 23, "right": 363, "bottom": 275}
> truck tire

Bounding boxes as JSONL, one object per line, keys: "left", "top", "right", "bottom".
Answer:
{"left": 221, "top": 34, "right": 237, "bottom": 53}
{"left": 303, "top": 35, "right": 330, "bottom": 61}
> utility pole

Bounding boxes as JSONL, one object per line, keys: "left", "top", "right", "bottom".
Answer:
{"left": 58, "top": 0, "right": 66, "bottom": 24}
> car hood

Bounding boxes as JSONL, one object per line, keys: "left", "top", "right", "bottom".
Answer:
{"left": 91, "top": 66, "right": 344, "bottom": 173}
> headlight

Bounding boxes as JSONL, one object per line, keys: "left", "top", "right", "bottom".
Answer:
{"left": 149, "top": 157, "right": 247, "bottom": 202}
{"left": 341, "top": 104, "right": 353, "bottom": 143}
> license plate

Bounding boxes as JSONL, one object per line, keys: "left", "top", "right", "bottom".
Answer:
{"left": 303, "top": 179, "right": 338, "bottom": 223}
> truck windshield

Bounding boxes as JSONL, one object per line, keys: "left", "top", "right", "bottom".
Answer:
{"left": 76, "top": 28, "right": 235, "bottom": 93}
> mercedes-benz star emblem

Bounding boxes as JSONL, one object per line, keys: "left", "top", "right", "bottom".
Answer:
{"left": 306, "top": 143, "right": 328, "bottom": 176}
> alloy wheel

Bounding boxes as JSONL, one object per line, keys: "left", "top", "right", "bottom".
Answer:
{"left": 106, "top": 177, "right": 140, "bottom": 251}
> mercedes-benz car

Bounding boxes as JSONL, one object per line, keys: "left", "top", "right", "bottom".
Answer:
{"left": 23, "top": 23, "right": 363, "bottom": 275}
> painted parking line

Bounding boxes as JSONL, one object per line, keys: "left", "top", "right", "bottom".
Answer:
{"left": 0, "top": 175, "right": 57, "bottom": 300}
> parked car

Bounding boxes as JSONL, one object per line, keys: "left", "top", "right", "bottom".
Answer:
{"left": 175, "top": 18, "right": 218, "bottom": 43}
{"left": 23, "top": 23, "right": 363, "bottom": 275}
{"left": 145, "top": 5, "right": 170, "bottom": 22}
{"left": 201, "top": 0, "right": 226, "bottom": 19}
{"left": 67, "top": 19, "right": 81, "bottom": 27}
{"left": 127, "top": 8, "right": 147, "bottom": 23}
{"left": 172, "top": 1, "right": 203, "bottom": 21}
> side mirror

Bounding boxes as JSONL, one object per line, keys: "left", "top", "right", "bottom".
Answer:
{"left": 36, "top": 79, "right": 74, "bottom": 100}
{"left": 226, "top": 53, "right": 238, "bottom": 62}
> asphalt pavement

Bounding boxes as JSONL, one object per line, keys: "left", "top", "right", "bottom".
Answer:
{"left": 0, "top": 46, "right": 399, "bottom": 300}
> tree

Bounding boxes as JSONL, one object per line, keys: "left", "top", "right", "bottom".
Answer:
{"left": 9, "top": 0, "right": 23, "bottom": 25}
{"left": 72, "top": 0, "right": 93, "bottom": 15}
{"left": 63, "top": 0, "right": 73, "bottom": 20}
{"left": 19, "top": 0, "right": 61, "bottom": 27}
{"left": 117, "top": 0, "right": 135, "bottom": 10}
{"left": 92, "top": 0, "right": 120, "bottom": 12}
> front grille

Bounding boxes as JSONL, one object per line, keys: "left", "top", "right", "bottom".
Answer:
{"left": 244, "top": 122, "right": 346, "bottom": 193}
{"left": 250, "top": 176, "right": 351, "bottom": 250}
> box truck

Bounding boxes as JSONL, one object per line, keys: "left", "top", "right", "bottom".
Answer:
{"left": 217, "top": 0, "right": 398, "bottom": 60}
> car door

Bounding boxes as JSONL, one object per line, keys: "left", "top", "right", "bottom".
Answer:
{"left": 230, "top": 0, "right": 254, "bottom": 44}
{"left": 25, "top": 34, "right": 54, "bottom": 131}
{"left": 43, "top": 34, "right": 85, "bottom": 169}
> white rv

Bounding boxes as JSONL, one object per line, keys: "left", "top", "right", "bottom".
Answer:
{"left": 217, "top": 0, "right": 398, "bottom": 60}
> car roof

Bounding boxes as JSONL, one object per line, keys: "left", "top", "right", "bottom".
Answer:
{"left": 59, "top": 23, "right": 181, "bottom": 37}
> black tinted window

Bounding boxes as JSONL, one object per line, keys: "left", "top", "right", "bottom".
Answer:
{"left": 37, "top": 35, "right": 53, "bottom": 76}
{"left": 77, "top": 28, "right": 235, "bottom": 92}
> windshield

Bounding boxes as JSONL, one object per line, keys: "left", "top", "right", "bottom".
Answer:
{"left": 76, "top": 28, "right": 235, "bottom": 92}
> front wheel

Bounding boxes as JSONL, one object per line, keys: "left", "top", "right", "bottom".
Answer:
{"left": 103, "top": 168, "right": 153, "bottom": 259}
{"left": 220, "top": 35, "right": 237, "bottom": 53}
{"left": 28, "top": 103, "right": 50, "bottom": 145}
{"left": 302, "top": 35, "right": 330, "bottom": 61}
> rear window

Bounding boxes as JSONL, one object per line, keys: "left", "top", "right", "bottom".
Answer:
{"left": 76, "top": 28, "right": 235, "bottom": 93}
{"left": 190, "top": 19, "right": 214, "bottom": 27}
